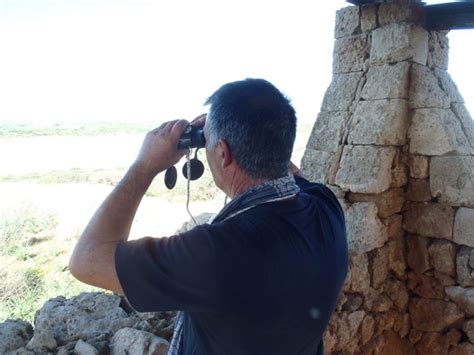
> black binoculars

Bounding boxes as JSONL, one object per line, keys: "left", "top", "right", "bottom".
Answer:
{"left": 177, "top": 125, "right": 206, "bottom": 150}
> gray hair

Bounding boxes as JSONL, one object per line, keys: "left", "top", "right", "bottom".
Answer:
{"left": 205, "top": 78, "right": 297, "bottom": 180}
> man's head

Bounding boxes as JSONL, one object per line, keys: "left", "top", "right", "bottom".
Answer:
{"left": 204, "top": 78, "right": 297, "bottom": 186}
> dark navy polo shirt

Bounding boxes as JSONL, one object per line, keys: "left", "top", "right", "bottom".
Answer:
{"left": 115, "top": 175, "right": 348, "bottom": 354}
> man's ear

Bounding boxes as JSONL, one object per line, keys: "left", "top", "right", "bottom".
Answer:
{"left": 218, "top": 139, "right": 233, "bottom": 169}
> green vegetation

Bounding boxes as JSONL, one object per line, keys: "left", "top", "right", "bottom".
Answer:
{"left": 0, "top": 203, "right": 96, "bottom": 323}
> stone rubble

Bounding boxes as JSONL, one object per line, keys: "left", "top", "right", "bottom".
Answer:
{"left": 0, "top": 292, "right": 174, "bottom": 355}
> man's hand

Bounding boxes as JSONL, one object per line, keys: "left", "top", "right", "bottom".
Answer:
{"left": 134, "top": 119, "right": 189, "bottom": 178}
{"left": 190, "top": 113, "right": 207, "bottom": 128}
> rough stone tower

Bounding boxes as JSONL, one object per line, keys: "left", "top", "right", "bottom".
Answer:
{"left": 301, "top": 1, "right": 474, "bottom": 353}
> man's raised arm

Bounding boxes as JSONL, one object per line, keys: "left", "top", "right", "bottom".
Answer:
{"left": 68, "top": 119, "right": 188, "bottom": 293}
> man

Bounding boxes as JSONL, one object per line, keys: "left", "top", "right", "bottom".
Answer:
{"left": 69, "top": 78, "right": 348, "bottom": 354}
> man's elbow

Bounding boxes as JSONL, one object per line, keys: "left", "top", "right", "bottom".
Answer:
{"left": 68, "top": 242, "right": 124, "bottom": 294}
{"left": 68, "top": 249, "right": 90, "bottom": 284}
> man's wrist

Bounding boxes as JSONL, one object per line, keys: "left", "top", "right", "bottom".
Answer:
{"left": 122, "top": 162, "right": 157, "bottom": 194}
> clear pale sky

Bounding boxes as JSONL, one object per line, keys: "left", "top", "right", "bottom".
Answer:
{"left": 0, "top": 0, "right": 472, "bottom": 125}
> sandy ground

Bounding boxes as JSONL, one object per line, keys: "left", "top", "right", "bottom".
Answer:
{"left": 0, "top": 133, "right": 227, "bottom": 243}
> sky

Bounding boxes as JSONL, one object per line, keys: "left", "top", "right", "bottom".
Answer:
{"left": 0, "top": 0, "right": 473, "bottom": 125}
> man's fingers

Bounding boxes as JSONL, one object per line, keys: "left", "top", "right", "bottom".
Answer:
{"left": 190, "top": 113, "right": 207, "bottom": 128}
{"left": 170, "top": 119, "right": 189, "bottom": 141}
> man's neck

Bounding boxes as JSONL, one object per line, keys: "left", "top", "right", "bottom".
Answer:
{"left": 227, "top": 170, "right": 268, "bottom": 199}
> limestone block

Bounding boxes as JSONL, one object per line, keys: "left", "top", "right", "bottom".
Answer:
{"left": 345, "top": 202, "right": 388, "bottom": 253}
{"left": 403, "top": 202, "right": 454, "bottom": 240}
{"left": 452, "top": 103, "right": 474, "bottom": 147}
{"left": 450, "top": 342, "right": 474, "bottom": 355}
{"left": 335, "top": 6, "right": 360, "bottom": 39}
{"left": 369, "top": 245, "right": 389, "bottom": 288}
{"left": 371, "top": 293, "right": 393, "bottom": 312}
{"left": 341, "top": 293, "right": 363, "bottom": 312}
{"left": 407, "top": 235, "right": 431, "bottom": 274}
{"left": 326, "top": 146, "right": 343, "bottom": 185}
{"left": 361, "top": 62, "right": 410, "bottom": 100}
{"left": 361, "top": 4, "right": 377, "bottom": 32}
{"left": 463, "top": 319, "right": 474, "bottom": 344}
{"left": 446, "top": 329, "right": 463, "bottom": 347}
{"left": 326, "top": 311, "right": 365, "bottom": 353}
{"left": 335, "top": 145, "right": 396, "bottom": 193}
{"left": 430, "top": 156, "right": 474, "bottom": 207}
{"left": 385, "top": 278, "right": 409, "bottom": 311}
{"left": 306, "top": 111, "right": 348, "bottom": 153}
{"left": 323, "top": 314, "right": 350, "bottom": 353}
{"left": 427, "top": 31, "right": 449, "bottom": 70}
{"left": 407, "top": 271, "right": 445, "bottom": 299}
{"left": 383, "top": 214, "right": 404, "bottom": 241}
{"left": 388, "top": 239, "right": 407, "bottom": 278}
{"left": 391, "top": 162, "right": 408, "bottom": 188}
{"left": 300, "top": 149, "right": 332, "bottom": 184}
{"left": 398, "top": 313, "right": 411, "bottom": 339}
{"left": 109, "top": 328, "right": 169, "bottom": 355}
{"left": 409, "top": 329, "right": 423, "bottom": 345}
{"left": 366, "top": 330, "right": 416, "bottom": 355}
{"left": 347, "top": 189, "right": 404, "bottom": 218}
{"left": 349, "top": 253, "right": 371, "bottom": 295}
{"left": 371, "top": 23, "right": 428, "bottom": 65}
{"left": 416, "top": 333, "right": 450, "bottom": 355}
{"left": 434, "top": 271, "right": 456, "bottom": 287}
{"left": 454, "top": 208, "right": 474, "bottom": 248}
{"left": 409, "top": 298, "right": 464, "bottom": 332}
{"left": 409, "top": 64, "right": 450, "bottom": 109}
{"left": 361, "top": 315, "right": 375, "bottom": 346}
{"left": 408, "top": 155, "right": 429, "bottom": 179}
{"left": 406, "top": 178, "right": 431, "bottom": 202}
{"left": 435, "top": 69, "right": 464, "bottom": 104}
{"left": 333, "top": 35, "right": 368, "bottom": 74}
{"left": 378, "top": 3, "right": 419, "bottom": 26}
{"left": 456, "top": 246, "right": 474, "bottom": 287}
{"left": 321, "top": 72, "right": 363, "bottom": 112}
{"left": 409, "top": 108, "right": 471, "bottom": 156}
{"left": 428, "top": 240, "right": 457, "bottom": 276}
{"left": 445, "top": 286, "right": 474, "bottom": 316}
{"left": 348, "top": 99, "right": 408, "bottom": 146}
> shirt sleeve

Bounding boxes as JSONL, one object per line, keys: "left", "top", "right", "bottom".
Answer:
{"left": 115, "top": 223, "right": 226, "bottom": 313}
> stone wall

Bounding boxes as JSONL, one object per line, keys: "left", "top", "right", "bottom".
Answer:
{"left": 301, "top": 2, "right": 474, "bottom": 354}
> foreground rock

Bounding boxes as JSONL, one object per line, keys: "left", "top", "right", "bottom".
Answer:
{"left": 0, "top": 292, "right": 174, "bottom": 354}
{"left": 110, "top": 328, "right": 169, "bottom": 355}
{"left": 0, "top": 320, "right": 33, "bottom": 354}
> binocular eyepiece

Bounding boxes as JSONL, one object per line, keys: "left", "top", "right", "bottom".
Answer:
{"left": 177, "top": 125, "right": 206, "bottom": 150}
